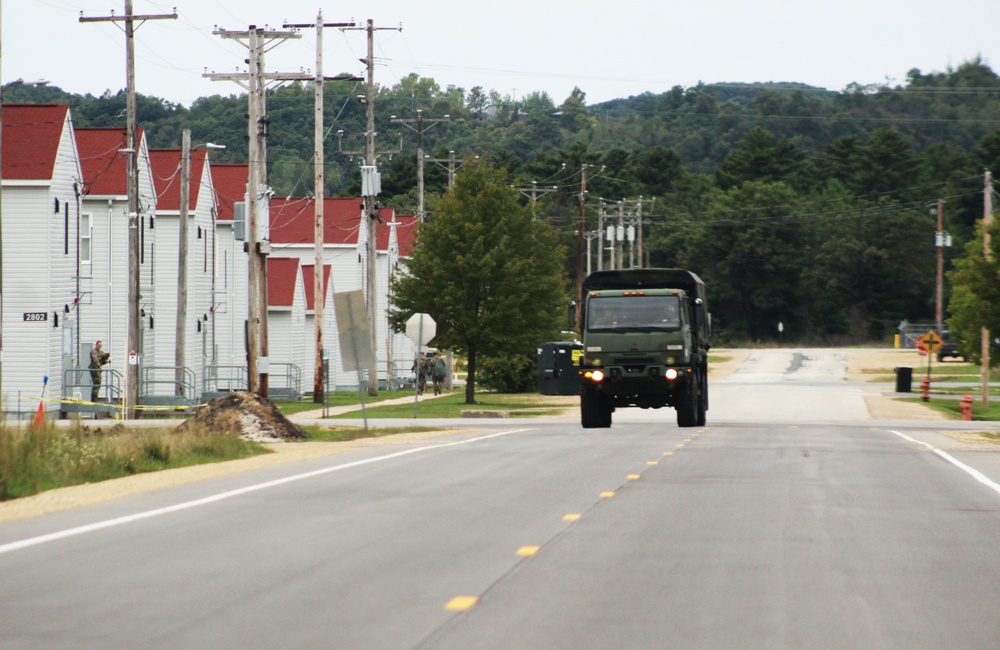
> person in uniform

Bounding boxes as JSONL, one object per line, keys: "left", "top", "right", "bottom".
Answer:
{"left": 411, "top": 353, "right": 427, "bottom": 395}
{"left": 432, "top": 352, "right": 446, "bottom": 395}
{"left": 89, "top": 340, "right": 110, "bottom": 402}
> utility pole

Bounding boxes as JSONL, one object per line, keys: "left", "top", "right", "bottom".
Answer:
{"left": 615, "top": 199, "right": 625, "bottom": 271}
{"left": 984, "top": 170, "right": 993, "bottom": 407}
{"left": 176, "top": 135, "right": 224, "bottom": 397}
{"left": 935, "top": 199, "right": 944, "bottom": 336}
{"left": 426, "top": 150, "right": 462, "bottom": 189}
{"left": 206, "top": 25, "right": 303, "bottom": 397}
{"left": 284, "top": 13, "right": 356, "bottom": 404}
{"left": 81, "top": 2, "right": 177, "bottom": 418}
{"left": 597, "top": 200, "right": 607, "bottom": 272}
{"left": 575, "top": 165, "right": 589, "bottom": 322}
{"left": 392, "top": 110, "right": 449, "bottom": 221}
{"left": 515, "top": 181, "right": 558, "bottom": 213}
{"left": 176, "top": 129, "right": 191, "bottom": 396}
{"left": 342, "top": 19, "right": 402, "bottom": 396}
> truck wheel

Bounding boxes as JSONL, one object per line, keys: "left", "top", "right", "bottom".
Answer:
{"left": 676, "top": 373, "right": 700, "bottom": 428}
{"left": 697, "top": 370, "right": 708, "bottom": 427}
{"left": 581, "top": 390, "right": 612, "bottom": 428}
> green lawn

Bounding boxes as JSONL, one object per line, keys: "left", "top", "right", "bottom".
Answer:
{"left": 328, "top": 392, "right": 574, "bottom": 419}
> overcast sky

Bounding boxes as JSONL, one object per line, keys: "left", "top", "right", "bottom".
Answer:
{"left": 4, "top": 1, "right": 1000, "bottom": 107}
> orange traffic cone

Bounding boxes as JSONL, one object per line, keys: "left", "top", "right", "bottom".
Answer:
{"left": 32, "top": 401, "right": 45, "bottom": 428}
{"left": 31, "top": 375, "right": 49, "bottom": 429}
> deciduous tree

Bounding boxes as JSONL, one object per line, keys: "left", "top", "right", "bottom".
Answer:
{"left": 389, "top": 162, "right": 569, "bottom": 403}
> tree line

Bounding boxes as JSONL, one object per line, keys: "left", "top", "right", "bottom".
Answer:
{"left": 8, "top": 57, "right": 1000, "bottom": 347}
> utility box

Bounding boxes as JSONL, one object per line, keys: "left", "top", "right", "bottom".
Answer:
{"left": 537, "top": 342, "right": 583, "bottom": 395}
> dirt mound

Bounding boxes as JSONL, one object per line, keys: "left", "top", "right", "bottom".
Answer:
{"left": 176, "top": 391, "right": 308, "bottom": 442}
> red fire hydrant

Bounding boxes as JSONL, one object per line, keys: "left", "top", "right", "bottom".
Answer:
{"left": 959, "top": 394, "right": 973, "bottom": 421}
{"left": 920, "top": 376, "right": 931, "bottom": 402}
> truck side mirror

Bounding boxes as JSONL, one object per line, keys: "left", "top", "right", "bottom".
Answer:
{"left": 568, "top": 301, "right": 577, "bottom": 329}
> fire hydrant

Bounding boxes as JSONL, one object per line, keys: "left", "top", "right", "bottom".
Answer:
{"left": 959, "top": 394, "right": 974, "bottom": 421}
{"left": 920, "top": 376, "right": 930, "bottom": 402}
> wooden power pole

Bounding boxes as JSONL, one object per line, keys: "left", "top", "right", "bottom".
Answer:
{"left": 176, "top": 129, "right": 191, "bottom": 396}
{"left": 206, "top": 25, "right": 305, "bottom": 398}
{"left": 392, "top": 110, "right": 450, "bottom": 221}
{"left": 81, "top": 2, "right": 176, "bottom": 417}
{"left": 984, "top": 170, "right": 993, "bottom": 407}
{"left": 339, "top": 19, "right": 401, "bottom": 396}
{"left": 284, "top": 13, "right": 356, "bottom": 403}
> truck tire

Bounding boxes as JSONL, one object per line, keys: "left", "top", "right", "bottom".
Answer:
{"left": 697, "top": 368, "right": 708, "bottom": 427}
{"left": 676, "top": 372, "right": 700, "bottom": 428}
{"left": 581, "top": 389, "right": 612, "bottom": 428}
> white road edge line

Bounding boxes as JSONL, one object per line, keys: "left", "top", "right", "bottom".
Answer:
{"left": 0, "top": 428, "right": 535, "bottom": 556}
{"left": 889, "top": 429, "right": 1000, "bottom": 497}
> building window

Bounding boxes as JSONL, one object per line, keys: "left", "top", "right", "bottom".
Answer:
{"left": 81, "top": 213, "right": 92, "bottom": 264}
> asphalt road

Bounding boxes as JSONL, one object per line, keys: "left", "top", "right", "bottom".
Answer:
{"left": 3, "top": 349, "right": 1000, "bottom": 649}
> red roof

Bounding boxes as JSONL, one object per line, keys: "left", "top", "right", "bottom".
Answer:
{"left": 75, "top": 127, "right": 142, "bottom": 196}
{"left": 301, "top": 264, "right": 332, "bottom": 310}
{"left": 210, "top": 164, "right": 248, "bottom": 222}
{"left": 269, "top": 196, "right": 418, "bottom": 253}
{"left": 267, "top": 257, "right": 300, "bottom": 307}
{"left": 148, "top": 148, "right": 207, "bottom": 211}
{"left": 1, "top": 104, "right": 70, "bottom": 180}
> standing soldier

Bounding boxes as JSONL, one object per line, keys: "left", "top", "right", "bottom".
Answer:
{"left": 420, "top": 353, "right": 435, "bottom": 395}
{"left": 89, "top": 340, "right": 110, "bottom": 402}
{"left": 432, "top": 352, "right": 446, "bottom": 395}
{"left": 411, "top": 353, "right": 427, "bottom": 395}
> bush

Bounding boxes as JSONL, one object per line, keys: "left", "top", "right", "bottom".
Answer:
{"left": 477, "top": 353, "right": 537, "bottom": 393}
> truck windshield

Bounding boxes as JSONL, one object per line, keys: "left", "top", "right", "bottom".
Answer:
{"left": 587, "top": 295, "right": 681, "bottom": 331}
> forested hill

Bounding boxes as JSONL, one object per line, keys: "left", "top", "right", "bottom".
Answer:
{"left": 7, "top": 57, "right": 1000, "bottom": 343}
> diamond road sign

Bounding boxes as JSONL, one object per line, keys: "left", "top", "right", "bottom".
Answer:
{"left": 920, "top": 331, "right": 943, "bottom": 354}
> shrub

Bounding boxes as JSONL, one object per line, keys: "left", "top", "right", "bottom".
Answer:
{"left": 477, "top": 353, "right": 537, "bottom": 393}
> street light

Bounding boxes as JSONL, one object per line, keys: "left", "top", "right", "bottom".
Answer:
{"left": 176, "top": 130, "right": 225, "bottom": 396}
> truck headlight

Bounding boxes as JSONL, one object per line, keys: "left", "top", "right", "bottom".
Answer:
{"left": 588, "top": 370, "right": 604, "bottom": 382}
{"left": 665, "top": 368, "right": 679, "bottom": 380}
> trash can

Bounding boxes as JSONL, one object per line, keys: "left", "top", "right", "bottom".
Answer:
{"left": 537, "top": 342, "right": 583, "bottom": 395}
{"left": 894, "top": 366, "right": 912, "bottom": 393}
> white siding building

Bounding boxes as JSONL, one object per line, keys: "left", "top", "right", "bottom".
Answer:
{"left": 1, "top": 104, "right": 83, "bottom": 417}
{"left": 74, "top": 127, "right": 158, "bottom": 397}
{"left": 148, "top": 148, "right": 217, "bottom": 398}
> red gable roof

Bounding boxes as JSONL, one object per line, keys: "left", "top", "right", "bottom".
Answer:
{"left": 301, "top": 264, "right": 332, "bottom": 310}
{"left": 1, "top": 104, "right": 70, "bottom": 180}
{"left": 148, "top": 148, "right": 207, "bottom": 211}
{"left": 210, "top": 164, "right": 248, "bottom": 222}
{"left": 267, "top": 257, "right": 300, "bottom": 307}
{"left": 269, "top": 197, "right": 418, "bottom": 253}
{"left": 75, "top": 127, "right": 140, "bottom": 196}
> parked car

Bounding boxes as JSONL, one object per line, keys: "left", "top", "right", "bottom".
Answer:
{"left": 937, "top": 331, "right": 965, "bottom": 362}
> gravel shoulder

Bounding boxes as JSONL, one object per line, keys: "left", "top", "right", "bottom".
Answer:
{"left": 0, "top": 348, "right": 957, "bottom": 522}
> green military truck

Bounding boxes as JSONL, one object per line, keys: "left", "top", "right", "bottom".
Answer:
{"left": 577, "top": 269, "right": 711, "bottom": 428}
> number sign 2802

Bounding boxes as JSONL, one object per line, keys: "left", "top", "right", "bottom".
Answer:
{"left": 23, "top": 312, "right": 48, "bottom": 322}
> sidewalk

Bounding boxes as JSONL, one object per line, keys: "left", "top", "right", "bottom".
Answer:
{"left": 288, "top": 391, "right": 452, "bottom": 421}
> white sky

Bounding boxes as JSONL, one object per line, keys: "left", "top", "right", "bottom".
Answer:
{"left": 4, "top": 0, "right": 1000, "bottom": 107}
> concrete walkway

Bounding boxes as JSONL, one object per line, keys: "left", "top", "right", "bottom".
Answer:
{"left": 288, "top": 390, "right": 452, "bottom": 421}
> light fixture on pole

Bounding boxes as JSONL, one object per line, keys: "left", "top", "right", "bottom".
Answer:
{"left": 176, "top": 132, "right": 225, "bottom": 397}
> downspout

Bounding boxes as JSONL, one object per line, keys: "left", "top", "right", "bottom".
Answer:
{"left": 107, "top": 199, "right": 113, "bottom": 344}
{"left": 74, "top": 182, "right": 81, "bottom": 368}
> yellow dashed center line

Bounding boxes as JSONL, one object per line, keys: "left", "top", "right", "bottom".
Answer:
{"left": 663, "top": 451, "right": 673, "bottom": 456}
{"left": 445, "top": 596, "right": 478, "bottom": 611}
{"left": 563, "top": 513, "right": 581, "bottom": 522}
{"left": 516, "top": 546, "right": 540, "bottom": 557}
{"left": 600, "top": 491, "right": 616, "bottom": 498}
{"left": 647, "top": 461, "right": 658, "bottom": 466}
{"left": 627, "top": 474, "right": 641, "bottom": 480}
